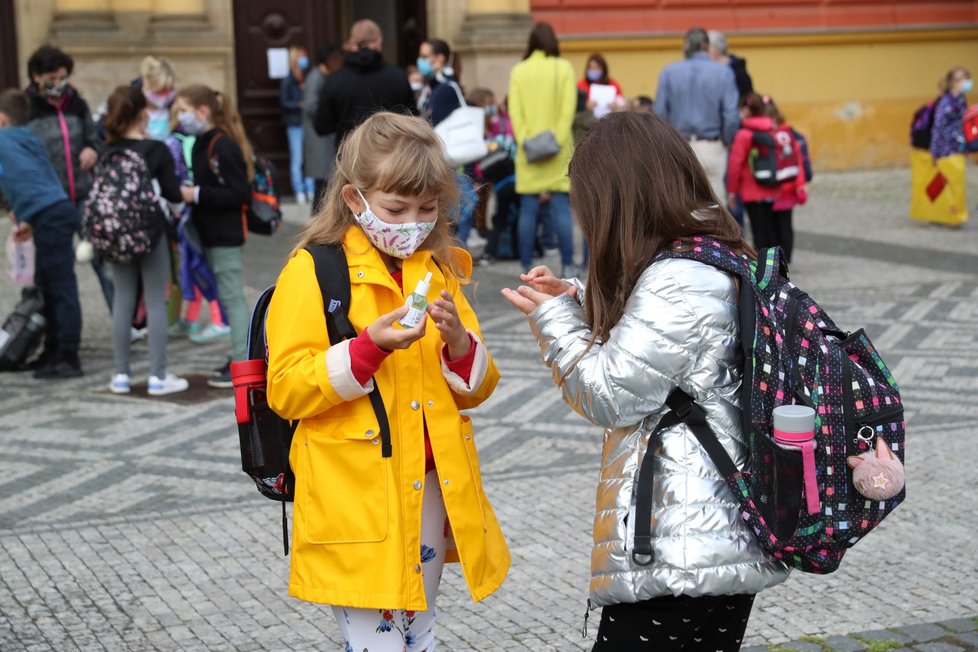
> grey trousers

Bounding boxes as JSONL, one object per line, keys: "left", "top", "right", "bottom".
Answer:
{"left": 110, "top": 238, "right": 171, "bottom": 379}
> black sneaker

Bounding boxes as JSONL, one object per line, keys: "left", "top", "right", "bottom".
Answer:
{"left": 27, "top": 349, "right": 58, "bottom": 371}
{"left": 33, "top": 359, "right": 84, "bottom": 379}
{"left": 208, "top": 360, "right": 233, "bottom": 389}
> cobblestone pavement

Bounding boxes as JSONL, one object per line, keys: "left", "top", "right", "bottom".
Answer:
{"left": 1, "top": 167, "right": 977, "bottom": 651}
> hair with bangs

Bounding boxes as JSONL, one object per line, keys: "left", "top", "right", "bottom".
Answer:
{"left": 569, "top": 111, "right": 753, "bottom": 349}
{"left": 293, "top": 112, "right": 464, "bottom": 280}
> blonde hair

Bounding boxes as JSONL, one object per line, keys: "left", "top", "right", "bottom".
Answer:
{"left": 140, "top": 55, "right": 176, "bottom": 93}
{"left": 176, "top": 84, "right": 255, "bottom": 181}
{"left": 288, "top": 46, "right": 307, "bottom": 80}
{"left": 293, "top": 112, "right": 466, "bottom": 281}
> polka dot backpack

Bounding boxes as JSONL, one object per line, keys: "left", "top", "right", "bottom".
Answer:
{"left": 633, "top": 237, "right": 906, "bottom": 574}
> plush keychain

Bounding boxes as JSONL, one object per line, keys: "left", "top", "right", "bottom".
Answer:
{"left": 847, "top": 438, "right": 905, "bottom": 500}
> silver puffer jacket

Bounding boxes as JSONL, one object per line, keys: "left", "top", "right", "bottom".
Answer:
{"left": 528, "top": 257, "right": 790, "bottom": 607}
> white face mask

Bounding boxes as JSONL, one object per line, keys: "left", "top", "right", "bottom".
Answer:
{"left": 177, "top": 110, "right": 207, "bottom": 135}
{"left": 352, "top": 189, "right": 436, "bottom": 259}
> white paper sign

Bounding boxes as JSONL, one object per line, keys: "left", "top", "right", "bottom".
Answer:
{"left": 267, "top": 48, "right": 290, "bottom": 79}
{"left": 588, "top": 83, "right": 617, "bottom": 118}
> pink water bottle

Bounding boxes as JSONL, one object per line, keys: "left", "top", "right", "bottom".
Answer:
{"left": 772, "top": 405, "right": 820, "bottom": 514}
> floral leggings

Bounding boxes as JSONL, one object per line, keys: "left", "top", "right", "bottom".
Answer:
{"left": 332, "top": 470, "right": 449, "bottom": 652}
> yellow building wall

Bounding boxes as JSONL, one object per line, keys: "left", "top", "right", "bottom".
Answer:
{"left": 562, "top": 29, "right": 978, "bottom": 171}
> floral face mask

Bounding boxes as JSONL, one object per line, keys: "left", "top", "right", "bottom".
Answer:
{"left": 353, "top": 189, "right": 436, "bottom": 259}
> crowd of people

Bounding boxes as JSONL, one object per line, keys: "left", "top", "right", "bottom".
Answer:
{"left": 2, "top": 47, "right": 254, "bottom": 389}
{"left": 0, "top": 17, "right": 965, "bottom": 652}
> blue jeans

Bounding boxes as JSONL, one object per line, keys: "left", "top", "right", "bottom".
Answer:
{"left": 518, "top": 192, "right": 573, "bottom": 271}
{"left": 286, "top": 125, "right": 314, "bottom": 197}
{"left": 453, "top": 171, "right": 478, "bottom": 246}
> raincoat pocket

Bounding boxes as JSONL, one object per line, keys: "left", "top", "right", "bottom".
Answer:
{"left": 298, "top": 419, "right": 390, "bottom": 544}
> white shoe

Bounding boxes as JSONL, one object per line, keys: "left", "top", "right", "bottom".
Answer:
{"left": 148, "top": 373, "right": 190, "bottom": 396}
{"left": 109, "top": 373, "right": 131, "bottom": 394}
{"left": 296, "top": 192, "right": 308, "bottom": 204}
{"left": 466, "top": 232, "right": 488, "bottom": 248}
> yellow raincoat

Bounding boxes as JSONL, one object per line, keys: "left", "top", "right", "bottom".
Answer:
{"left": 265, "top": 226, "right": 509, "bottom": 610}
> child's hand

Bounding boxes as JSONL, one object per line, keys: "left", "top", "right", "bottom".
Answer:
{"left": 367, "top": 305, "right": 427, "bottom": 351}
{"left": 520, "top": 265, "right": 577, "bottom": 299}
{"left": 501, "top": 285, "right": 556, "bottom": 316}
{"left": 79, "top": 146, "right": 98, "bottom": 171}
{"left": 180, "top": 186, "right": 197, "bottom": 204}
{"left": 12, "top": 221, "right": 33, "bottom": 243}
{"left": 428, "top": 290, "right": 471, "bottom": 359}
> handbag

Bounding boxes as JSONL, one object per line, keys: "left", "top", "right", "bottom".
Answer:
{"left": 475, "top": 147, "right": 515, "bottom": 183}
{"left": 434, "top": 82, "right": 489, "bottom": 166}
{"left": 522, "top": 59, "right": 563, "bottom": 163}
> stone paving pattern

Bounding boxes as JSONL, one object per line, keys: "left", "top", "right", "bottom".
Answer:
{"left": 1, "top": 167, "right": 977, "bottom": 651}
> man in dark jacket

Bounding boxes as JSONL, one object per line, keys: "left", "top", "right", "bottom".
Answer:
{"left": 313, "top": 19, "right": 417, "bottom": 144}
{"left": 708, "top": 30, "right": 753, "bottom": 101}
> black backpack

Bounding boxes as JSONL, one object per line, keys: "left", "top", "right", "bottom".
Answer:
{"left": 910, "top": 98, "right": 939, "bottom": 150}
{"left": 230, "top": 244, "right": 391, "bottom": 555}
{"left": 748, "top": 126, "right": 801, "bottom": 187}
{"left": 0, "top": 286, "right": 46, "bottom": 371}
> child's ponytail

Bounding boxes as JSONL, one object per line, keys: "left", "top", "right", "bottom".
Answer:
{"left": 177, "top": 84, "right": 256, "bottom": 181}
{"left": 213, "top": 90, "right": 255, "bottom": 181}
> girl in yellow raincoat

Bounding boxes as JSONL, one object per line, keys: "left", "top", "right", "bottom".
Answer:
{"left": 266, "top": 112, "right": 509, "bottom": 650}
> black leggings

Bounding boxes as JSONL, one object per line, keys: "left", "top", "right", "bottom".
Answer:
{"left": 745, "top": 201, "right": 794, "bottom": 263}
{"left": 592, "top": 594, "right": 755, "bottom": 652}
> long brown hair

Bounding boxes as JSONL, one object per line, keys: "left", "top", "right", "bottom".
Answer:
{"left": 569, "top": 111, "right": 753, "bottom": 346}
{"left": 293, "top": 112, "right": 466, "bottom": 282}
{"left": 103, "top": 86, "right": 147, "bottom": 144}
{"left": 176, "top": 84, "right": 255, "bottom": 180}
{"left": 523, "top": 22, "right": 559, "bottom": 59}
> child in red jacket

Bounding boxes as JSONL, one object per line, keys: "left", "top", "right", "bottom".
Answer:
{"left": 727, "top": 93, "right": 806, "bottom": 261}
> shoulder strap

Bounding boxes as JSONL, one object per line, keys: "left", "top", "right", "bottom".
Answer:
{"left": 445, "top": 81, "right": 467, "bottom": 110}
{"left": 631, "top": 388, "right": 741, "bottom": 566}
{"left": 306, "top": 244, "right": 392, "bottom": 458}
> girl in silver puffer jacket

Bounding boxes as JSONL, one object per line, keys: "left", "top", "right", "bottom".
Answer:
{"left": 503, "top": 111, "right": 790, "bottom": 651}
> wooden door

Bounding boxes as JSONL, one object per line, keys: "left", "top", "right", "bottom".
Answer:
{"left": 232, "top": 1, "right": 337, "bottom": 198}
{"left": 0, "top": 0, "right": 19, "bottom": 90}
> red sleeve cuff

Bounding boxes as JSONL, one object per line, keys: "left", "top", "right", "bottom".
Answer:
{"left": 349, "top": 330, "right": 391, "bottom": 386}
{"left": 442, "top": 334, "right": 477, "bottom": 382}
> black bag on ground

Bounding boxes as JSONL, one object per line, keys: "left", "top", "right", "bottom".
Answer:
{"left": 0, "top": 286, "right": 46, "bottom": 371}
{"left": 230, "top": 243, "right": 391, "bottom": 555}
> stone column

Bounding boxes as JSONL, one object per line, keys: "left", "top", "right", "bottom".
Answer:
{"left": 453, "top": 0, "right": 534, "bottom": 99}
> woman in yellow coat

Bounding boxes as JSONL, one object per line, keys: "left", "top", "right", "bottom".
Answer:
{"left": 265, "top": 112, "right": 509, "bottom": 651}
{"left": 508, "top": 22, "right": 579, "bottom": 276}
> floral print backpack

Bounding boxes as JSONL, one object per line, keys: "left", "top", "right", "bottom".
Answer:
{"left": 82, "top": 149, "right": 165, "bottom": 264}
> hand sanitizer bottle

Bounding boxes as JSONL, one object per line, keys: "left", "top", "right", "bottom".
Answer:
{"left": 397, "top": 272, "right": 432, "bottom": 328}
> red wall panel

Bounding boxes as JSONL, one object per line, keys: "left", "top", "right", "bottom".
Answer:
{"left": 531, "top": 0, "right": 978, "bottom": 34}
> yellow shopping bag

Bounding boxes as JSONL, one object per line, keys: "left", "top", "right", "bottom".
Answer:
{"left": 910, "top": 150, "right": 968, "bottom": 226}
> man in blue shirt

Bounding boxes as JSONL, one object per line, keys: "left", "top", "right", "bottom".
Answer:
{"left": 0, "top": 89, "right": 84, "bottom": 378}
{"left": 654, "top": 27, "right": 740, "bottom": 202}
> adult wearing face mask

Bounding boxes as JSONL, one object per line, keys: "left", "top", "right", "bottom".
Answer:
{"left": 24, "top": 46, "right": 100, "bottom": 205}
{"left": 416, "top": 39, "right": 462, "bottom": 126}
{"left": 281, "top": 46, "right": 315, "bottom": 205}
{"left": 24, "top": 45, "right": 112, "bottom": 323}
{"left": 577, "top": 53, "right": 623, "bottom": 117}
{"left": 313, "top": 19, "right": 416, "bottom": 146}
